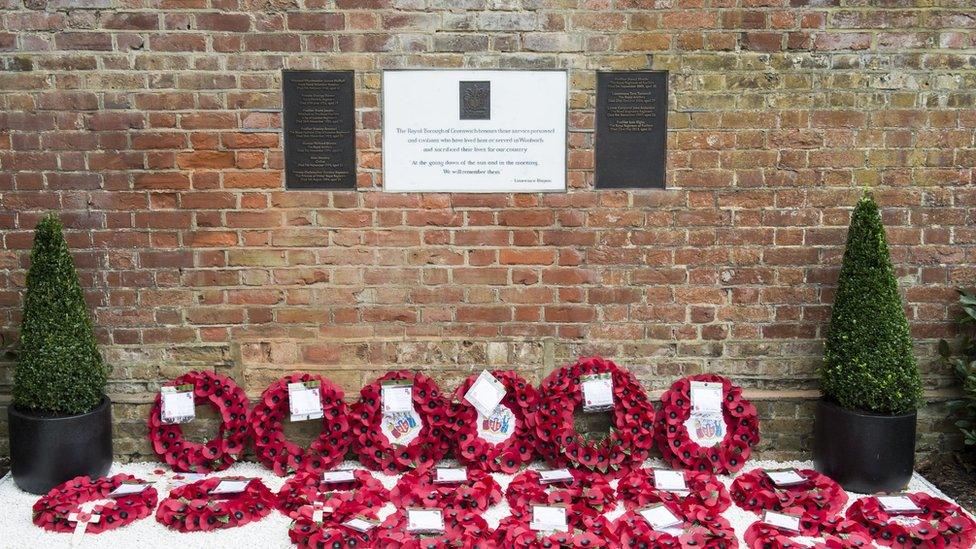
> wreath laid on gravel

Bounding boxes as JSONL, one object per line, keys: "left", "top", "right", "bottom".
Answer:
{"left": 249, "top": 372, "right": 352, "bottom": 476}
{"left": 390, "top": 467, "right": 502, "bottom": 511}
{"left": 351, "top": 370, "right": 454, "bottom": 473}
{"left": 744, "top": 518, "right": 874, "bottom": 549}
{"left": 494, "top": 514, "right": 615, "bottom": 548}
{"left": 530, "top": 356, "right": 656, "bottom": 474}
{"left": 505, "top": 469, "right": 616, "bottom": 527}
{"left": 32, "top": 474, "right": 158, "bottom": 534}
{"left": 654, "top": 373, "right": 759, "bottom": 474}
{"left": 287, "top": 494, "right": 382, "bottom": 549}
{"left": 373, "top": 509, "right": 494, "bottom": 548}
{"left": 846, "top": 492, "right": 976, "bottom": 548}
{"left": 155, "top": 477, "right": 275, "bottom": 532}
{"left": 452, "top": 370, "right": 539, "bottom": 473}
{"left": 147, "top": 370, "right": 250, "bottom": 473}
{"left": 617, "top": 467, "right": 731, "bottom": 516}
{"left": 611, "top": 507, "right": 739, "bottom": 549}
{"left": 276, "top": 468, "right": 389, "bottom": 519}
{"left": 731, "top": 468, "right": 847, "bottom": 534}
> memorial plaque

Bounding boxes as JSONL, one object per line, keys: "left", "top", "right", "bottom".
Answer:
{"left": 282, "top": 70, "right": 356, "bottom": 189}
{"left": 595, "top": 71, "right": 667, "bottom": 189}
{"left": 383, "top": 70, "right": 567, "bottom": 193}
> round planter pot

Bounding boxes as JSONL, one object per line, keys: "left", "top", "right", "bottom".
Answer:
{"left": 813, "top": 399, "right": 916, "bottom": 494}
{"left": 8, "top": 396, "right": 113, "bottom": 495}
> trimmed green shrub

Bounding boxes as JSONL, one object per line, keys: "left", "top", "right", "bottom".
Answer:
{"left": 939, "top": 290, "right": 976, "bottom": 446}
{"left": 820, "top": 193, "right": 922, "bottom": 414}
{"left": 13, "top": 214, "right": 107, "bottom": 415}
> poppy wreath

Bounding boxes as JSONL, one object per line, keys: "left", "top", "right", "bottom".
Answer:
{"left": 390, "top": 467, "right": 502, "bottom": 511}
{"left": 846, "top": 492, "right": 976, "bottom": 548}
{"left": 32, "top": 474, "right": 158, "bottom": 534}
{"left": 611, "top": 507, "right": 739, "bottom": 549}
{"left": 452, "top": 370, "right": 539, "bottom": 473}
{"left": 373, "top": 509, "right": 494, "bottom": 548}
{"left": 249, "top": 372, "right": 352, "bottom": 476}
{"left": 287, "top": 493, "right": 381, "bottom": 549}
{"left": 494, "top": 514, "right": 616, "bottom": 548}
{"left": 730, "top": 468, "right": 847, "bottom": 534}
{"left": 351, "top": 370, "right": 454, "bottom": 473}
{"left": 155, "top": 476, "right": 275, "bottom": 532}
{"left": 617, "top": 467, "right": 732, "bottom": 516}
{"left": 505, "top": 469, "right": 616, "bottom": 527}
{"left": 531, "top": 356, "right": 657, "bottom": 474}
{"left": 744, "top": 518, "right": 874, "bottom": 549}
{"left": 654, "top": 374, "right": 760, "bottom": 474}
{"left": 147, "top": 370, "right": 250, "bottom": 473}
{"left": 276, "top": 468, "right": 389, "bottom": 519}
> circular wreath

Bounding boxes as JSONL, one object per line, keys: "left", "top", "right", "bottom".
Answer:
{"left": 611, "top": 507, "right": 739, "bottom": 549}
{"left": 155, "top": 476, "right": 275, "bottom": 532}
{"left": 731, "top": 468, "right": 847, "bottom": 534}
{"left": 287, "top": 493, "right": 382, "bottom": 549}
{"left": 277, "top": 468, "right": 389, "bottom": 519}
{"left": 452, "top": 370, "right": 539, "bottom": 473}
{"left": 351, "top": 370, "right": 453, "bottom": 473}
{"left": 373, "top": 509, "right": 493, "bottom": 548}
{"left": 505, "top": 469, "right": 616, "bottom": 527}
{"left": 530, "top": 356, "right": 656, "bottom": 474}
{"left": 249, "top": 372, "right": 352, "bottom": 476}
{"left": 617, "top": 467, "right": 731, "bottom": 516}
{"left": 654, "top": 373, "right": 759, "bottom": 474}
{"left": 390, "top": 467, "right": 502, "bottom": 511}
{"left": 846, "top": 492, "right": 976, "bottom": 548}
{"left": 147, "top": 370, "right": 250, "bottom": 473}
{"left": 494, "top": 514, "right": 615, "bottom": 548}
{"left": 32, "top": 474, "right": 158, "bottom": 534}
{"left": 744, "top": 518, "right": 874, "bottom": 549}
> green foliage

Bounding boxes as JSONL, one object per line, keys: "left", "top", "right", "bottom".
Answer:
{"left": 820, "top": 194, "right": 922, "bottom": 414}
{"left": 13, "top": 214, "right": 107, "bottom": 415}
{"left": 939, "top": 290, "right": 976, "bottom": 447}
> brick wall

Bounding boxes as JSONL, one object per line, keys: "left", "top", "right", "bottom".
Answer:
{"left": 1, "top": 0, "right": 974, "bottom": 462}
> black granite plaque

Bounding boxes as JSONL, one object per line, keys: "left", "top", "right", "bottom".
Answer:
{"left": 595, "top": 71, "right": 667, "bottom": 189}
{"left": 283, "top": 70, "right": 356, "bottom": 189}
{"left": 459, "top": 81, "right": 490, "bottom": 120}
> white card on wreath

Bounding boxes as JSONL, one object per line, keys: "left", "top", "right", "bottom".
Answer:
{"left": 539, "top": 469, "right": 574, "bottom": 484}
{"left": 878, "top": 495, "right": 922, "bottom": 514}
{"left": 288, "top": 382, "right": 324, "bottom": 422}
{"left": 765, "top": 469, "right": 807, "bottom": 487}
{"left": 530, "top": 505, "right": 568, "bottom": 532}
{"left": 764, "top": 511, "right": 801, "bottom": 532}
{"left": 210, "top": 479, "right": 251, "bottom": 495}
{"left": 382, "top": 382, "right": 414, "bottom": 413}
{"left": 344, "top": 517, "right": 378, "bottom": 533}
{"left": 160, "top": 386, "right": 195, "bottom": 424}
{"left": 639, "top": 505, "right": 682, "bottom": 530}
{"left": 108, "top": 482, "right": 150, "bottom": 497}
{"left": 689, "top": 381, "right": 723, "bottom": 414}
{"left": 653, "top": 469, "right": 688, "bottom": 492}
{"left": 322, "top": 470, "right": 357, "bottom": 484}
{"left": 434, "top": 468, "right": 468, "bottom": 484}
{"left": 580, "top": 373, "right": 614, "bottom": 411}
{"left": 406, "top": 508, "right": 444, "bottom": 533}
{"left": 464, "top": 370, "right": 507, "bottom": 417}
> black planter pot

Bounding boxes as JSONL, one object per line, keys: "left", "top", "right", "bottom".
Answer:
{"left": 813, "top": 399, "right": 916, "bottom": 493}
{"left": 8, "top": 396, "right": 113, "bottom": 494}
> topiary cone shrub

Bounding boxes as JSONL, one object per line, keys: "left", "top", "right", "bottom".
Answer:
{"left": 13, "top": 214, "right": 107, "bottom": 415}
{"left": 820, "top": 193, "right": 922, "bottom": 415}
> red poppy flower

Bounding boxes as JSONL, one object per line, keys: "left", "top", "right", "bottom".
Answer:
{"left": 846, "top": 492, "right": 976, "bottom": 549}
{"left": 32, "top": 474, "right": 157, "bottom": 535}
{"left": 154, "top": 476, "right": 275, "bottom": 532}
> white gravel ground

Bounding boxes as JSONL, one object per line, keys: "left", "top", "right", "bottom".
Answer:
{"left": 0, "top": 458, "right": 963, "bottom": 548}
